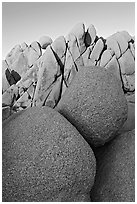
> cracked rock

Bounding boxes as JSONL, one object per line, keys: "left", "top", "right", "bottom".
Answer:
{"left": 33, "top": 46, "right": 61, "bottom": 106}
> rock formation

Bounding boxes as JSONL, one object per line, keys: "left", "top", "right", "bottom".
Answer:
{"left": 2, "top": 22, "right": 135, "bottom": 202}
{"left": 2, "top": 23, "right": 135, "bottom": 115}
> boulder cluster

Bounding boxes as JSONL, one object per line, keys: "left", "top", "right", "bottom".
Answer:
{"left": 2, "top": 23, "right": 135, "bottom": 202}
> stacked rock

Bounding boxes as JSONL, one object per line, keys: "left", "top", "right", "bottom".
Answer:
{"left": 2, "top": 23, "right": 135, "bottom": 118}
{"left": 2, "top": 23, "right": 135, "bottom": 202}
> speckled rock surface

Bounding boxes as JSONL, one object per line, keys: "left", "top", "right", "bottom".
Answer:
{"left": 56, "top": 66, "right": 128, "bottom": 146}
{"left": 118, "top": 93, "right": 135, "bottom": 134}
{"left": 91, "top": 129, "right": 135, "bottom": 202}
{"left": 2, "top": 106, "right": 96, "bottom": 202}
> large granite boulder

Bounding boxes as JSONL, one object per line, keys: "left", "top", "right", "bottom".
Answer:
{"left": 56, "top": 66, "right": 128, "bottom": 146}
{"left": 91, "top": 129, "right": 135, "bottom": 202}
{"left": 3, "top": 106, "right": 96, "bottom": 202}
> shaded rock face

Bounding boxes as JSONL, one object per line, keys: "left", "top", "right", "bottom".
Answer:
{"left": 2, "top": 106, "right": 96, "bottom": 202}
{"left": 91, "top": 129, "right": 135, "bottom": 202}
{"left": 56, "top": 66, "right": 128, "bottom": 146}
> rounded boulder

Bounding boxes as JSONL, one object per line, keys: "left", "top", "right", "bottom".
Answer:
{"left": 38, "top": 36, "right": 53, "bottom": 49}
{"left": 56, "top": 66, "right": 128, "bottom": 146}
{"left": 2, "top": 106, "right": 96, "bottom": 202}
{"left": 91, "top": 129, "right": 135, "bottom": 202}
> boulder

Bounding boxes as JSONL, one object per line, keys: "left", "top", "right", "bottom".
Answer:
{"left": 9, "top": 52, "right": 29, "bottom": 76}
{"left": 122, "top": 73, "right": 135, "bottom": 92}
{"left": 118, "top": 98, "right": 135, "bottom": 134}
{"left": 6, "top": 44, "right": 22, "bottom": 66}
{"left": 114, "top": 32, "right": 128, "bottom": 54}
{"left": 85, "top": 24, "right": 96, "bottom": 47}
{"left": 67, "top": 22, "right": 86, "bottom": 54}
{"left": 33, "top": 46, "right": 61, "bottom": 106}
{"left": 118, "top": 49, "right": 135, "bottom": 75}
{"left": 30, "top": 41, "right": 42, "bottom": 57}
{"left": 23, "top": 42, "right": 42, "bottom": 67}
{"left": 105, "top": 55, "right": 121, "bottom": 82}
{"left": 56, "top": 66, "right": 127, "bottom": 146}
{"left": 51, "top": 36, "right": 66, "bottom": 65}
{"left": 91, "top": 129, "right": 135, "bottom": 202}
{"left": 2, "top": 84, "right": 19, "bottom": 107}
{"left": 63, "top": 49, "right": 78, "bottom": 87}
{"left": 89, "top": 38, "right": 104, "bottom": 65}
{"left": 39, "top": 36, "right": 52, "bottom": 49}
{"left": 106, "top": 36, "right": 121, "bottom": 58}
{"left": 100, "top": 49, "right": 113, "bottom": 67}
{"left": 3, "top": 106, "right": 96, "bottom": 202}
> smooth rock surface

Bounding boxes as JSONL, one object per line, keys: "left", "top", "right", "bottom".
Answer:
{"left": 10, "top": 52, "right": 29, "bottom": 76}
{"left": 3, "top": 106, "right": 96, "bottom": 202}
{"left": 6, "top": 44, "right": 22, "bottom": 66}
{"left": 56, "top": 66, "right": 128, "bottom": 146}
{"left": 118, "top": 49, "right": 135, "bottom": 75}
{"left": 89, "top": 38, "right": 104, "bottom": 65}
{"left": 91, "top": 129, "right": 135, "bottom": 202}
{"left": 39, "top": 36, "right": 52, "bottom": 49}
{"left": 23, "top": 43, "right": 41, "bottom": 67}
{"left": 106, "top": 36, "right": 121, "bottom": 58}
{"left": 67, "top": 22, "right": 86, "bottom": 54}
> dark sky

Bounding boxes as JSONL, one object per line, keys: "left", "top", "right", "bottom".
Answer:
{"left": 2, "top": 2, "right": 135, "bottom": 59}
